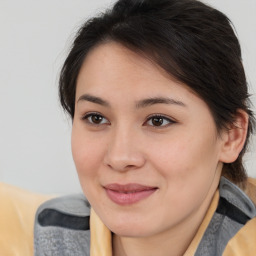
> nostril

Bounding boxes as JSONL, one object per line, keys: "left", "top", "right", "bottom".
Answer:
{"left": 107, "top": 164, "right": 136, "bottom": 171}
{"left": 126, "top": 165, "right": 136, "bottom": 169}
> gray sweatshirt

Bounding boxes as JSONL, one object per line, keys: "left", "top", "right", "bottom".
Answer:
{"left": 34, "top": 177, "right": 256, "bottom": 256}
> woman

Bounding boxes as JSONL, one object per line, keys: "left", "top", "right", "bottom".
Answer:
{"left": 34, "top": 0, "right": 256, "bottom": 255}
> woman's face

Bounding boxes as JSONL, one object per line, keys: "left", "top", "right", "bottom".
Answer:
{"left": 72, "top": 42, "right": 225, "bottom": 238}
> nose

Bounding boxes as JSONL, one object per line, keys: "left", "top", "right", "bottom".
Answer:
{"left": 103, "top": 126, "right": 146, "bottom": 172}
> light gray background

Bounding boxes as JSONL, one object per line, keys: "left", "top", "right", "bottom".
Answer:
{"left": 0, "top": 0, "right": 255, "bottom": 194}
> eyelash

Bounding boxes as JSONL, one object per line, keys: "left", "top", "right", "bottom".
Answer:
{"left": 81, "top": 112, "right": 176, "bottom": 128}
{"left": 145, "top": 114, "right": 176, "bottom": 128}
{"left": 81, "top": 112, "right": 110, "bottom": 126}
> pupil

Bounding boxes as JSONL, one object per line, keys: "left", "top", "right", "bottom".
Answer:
{"left": 152, "top": 117, "right": 163, "bottom": 126}
{"left": 92, "top": 115, "right": 102, "bottom": 124}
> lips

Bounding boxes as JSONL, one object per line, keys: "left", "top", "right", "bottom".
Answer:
{"left": 104, "top": 183, "right": 157, "bottom": 205}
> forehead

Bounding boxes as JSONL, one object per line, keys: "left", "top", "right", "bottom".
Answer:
{"left": 79, "top": 42, "right": 169, "bottom": 83}
{"left": 76, "top": 42, "right": 192, "bottom": 98}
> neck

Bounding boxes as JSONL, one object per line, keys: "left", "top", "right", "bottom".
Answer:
{"left": 113, "top": 206, "right": 205, "bottom": 256}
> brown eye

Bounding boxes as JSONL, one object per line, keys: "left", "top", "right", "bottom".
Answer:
{"left": 82, "top": 113, "right": 109, "bottom": 125}
{"left": 152, "top": 117, "right": 164, "bottom": 126}
{"left": 146, "top": 115, "right": 175, "bottom": 128}
{"left": 91, "top": 115, "right": 103, "bottom": 124}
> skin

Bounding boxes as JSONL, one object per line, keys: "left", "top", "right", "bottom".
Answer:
{"left": 72, "top": 42, "right": 247, "bottom": 256}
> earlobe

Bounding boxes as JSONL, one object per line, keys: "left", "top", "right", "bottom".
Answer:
{"left": 219, "top": 110, "right": 249, "bottom": 163}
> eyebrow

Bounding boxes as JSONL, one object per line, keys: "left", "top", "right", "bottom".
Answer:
{"left": 77, "top": 94, "right": 110, "bottom": 107}
{"left": 77, "top": 94, "right": 186, "bottom": 108}
{"left": 135, "top": 97, "right": 186, "bottom": 108}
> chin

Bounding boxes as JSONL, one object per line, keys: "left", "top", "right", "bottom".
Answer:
{"left": 107, "top": 218, "right": 155, "bottom": 238}
{"left": 112, "top": 228, "right": 150, "bottom": 238}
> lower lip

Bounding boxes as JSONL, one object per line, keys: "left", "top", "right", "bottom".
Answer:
{"left": 105, "top": 188, "right": 157, "bottom": 205}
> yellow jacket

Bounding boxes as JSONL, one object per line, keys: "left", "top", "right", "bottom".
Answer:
{"left": 0, "top": 182, "right": 52, "bottom": 256}
{"left": 222, "top": 178, "right": 256, "bottom": 256}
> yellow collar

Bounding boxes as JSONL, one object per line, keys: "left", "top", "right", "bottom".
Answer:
{"left": 183, "top": 190, "right": 219, "bottom": 255}
{"left": 90, "top": 208, "right": 112, "bottom": 256}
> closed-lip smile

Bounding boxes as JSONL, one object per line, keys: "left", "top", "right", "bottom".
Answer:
{"left": 104, "top": 183, "right": 158, "bottom": 205}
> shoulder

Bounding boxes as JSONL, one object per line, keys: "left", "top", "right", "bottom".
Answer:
{"left": 34, "top": 194, "right": 91, "bottom": 256}
{"left": 0, "top": 182, "right": 51, "bottom": 256}
{"left": 223, "top": 216, "right": 256, "bottom": 256}
{"left": 221, "top": 178, "right": 256, "bottom": 255}
{"left": 36, "top": 193, "right": 91, "bottom": 230}
{"left": 195, "top": 177, "right": 256, "bottom": 256}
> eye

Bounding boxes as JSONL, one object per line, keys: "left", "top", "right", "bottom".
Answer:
{"left": 145, "top": 115, "right": 176, "bottom": 128}
{"left": 81, "top": 112, "right": 110, "bottom": 125}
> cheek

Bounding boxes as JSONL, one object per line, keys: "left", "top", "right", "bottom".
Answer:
{"left": 147, "top": 129, "right": 221, "bottom": 196}
{"left": 145, "top": 135, "right": 220, "bottom": 218}
{"left": 71, "top": 128, "right": 107, "bottom": 205}
{"left": 71, "top": 127, "right": 103, "bottom": 179}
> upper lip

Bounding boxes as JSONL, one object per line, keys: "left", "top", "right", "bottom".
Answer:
{"left": 104, "top": 183, "right": 157, "bottom": 192}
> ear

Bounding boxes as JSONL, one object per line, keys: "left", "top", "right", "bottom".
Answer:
{"left": 219, "top": 109, "right": 249, "bottom": 163}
